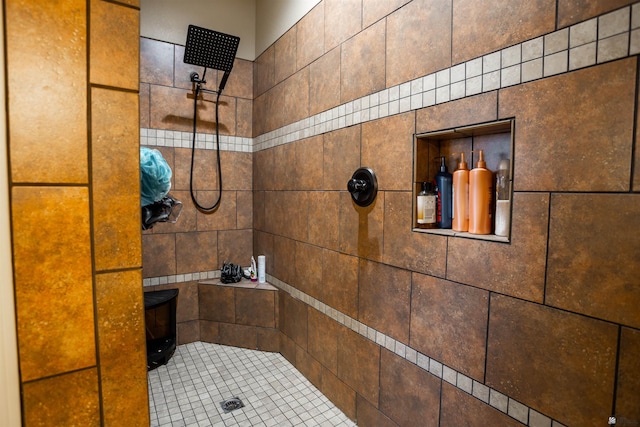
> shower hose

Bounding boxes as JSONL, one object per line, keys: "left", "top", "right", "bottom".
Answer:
{"left": 189, "top": 69, "right": 223, "bottom": 212}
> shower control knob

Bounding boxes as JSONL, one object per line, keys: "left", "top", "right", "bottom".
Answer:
{"left": 347, "top": 167, "right": 378, "bottom": 207}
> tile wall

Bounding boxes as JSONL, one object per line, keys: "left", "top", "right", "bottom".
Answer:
{"left": 140, "top": 37, "right": 255, "bottom": 344}
{"left": 7, "top": 0, "right": 148, "bottom": 425}
{"left": 139, "top": 1, "right": 640, "bottom": 426}
{"left": 252, "top": 1, "right": 640, "bottom": 427}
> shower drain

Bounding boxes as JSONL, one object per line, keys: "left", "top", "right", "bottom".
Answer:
{"left": 220, "top": 397, "right": 245, "bottom": 413}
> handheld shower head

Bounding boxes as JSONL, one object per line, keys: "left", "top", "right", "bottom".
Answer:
{"left": 183, "top": 25, "right": 240, "bottom": 93}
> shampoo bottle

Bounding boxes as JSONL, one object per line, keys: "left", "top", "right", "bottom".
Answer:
{"left": 416, "top": 182, "right": 437, "bottom": 228}
{"left": 468, "top": 150, "right": 493, "bottom": 234}
{"left": 435, "top": 157, "right": 452, "bottom": 229}
{"left": 452, "top": 152, "right": 469, "bottom": 232}
{"left": 494, "top": 159, "right": 511, "bottom": 237}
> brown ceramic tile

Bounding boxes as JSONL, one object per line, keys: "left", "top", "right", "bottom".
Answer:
{"left": 199, "top": 320, "right": 219, "bottom": 343}
{"left": 338, "top": 191, "right": 385, "bottom": 262}
{"left": 12, "top": 186, "right": 95, "bottom": 382}
{"left": 295, "top": 135, "right": 324, "bottom": 191}
{"left": 440, "top": 382, "right": 523, "bottom": 427}
{"left": 273, "top": 142, "right": 296, "bottom": 190}
{"left": 218, "top": 229, "right": 253, "bottom": 266}
{"left": 254, "top": 44, "right": 275, "bottom": 98}
{"left": 321, "top": 367, "right": 357, "bottom": 420}
{"left": 140, "top": 37, "right": 174, "bottom": 86}
{"left": 295, "top": 346, "right": 323, "bottom": 389}
{"left": 7, "top": 0, "right": 88, "bottom": 184}
{"left": 558, "top": 0, "right": 634, "bottom": 27}
{"left": 386, "top": 0, "right": 452, "bottom": 87}
{"left": 379, "top": 348, "right": 441, "bottom": 427}
{"left": 235, "top": 288, "right": 276, "bottom": 327}
{"left": 309, "top": 47, "right": 341, "bottom": 116}
{"left": 22, "top": 369, "right": 100, "bottom": 426}
{"left": 90, "top": 0, "right": 139, "bottom": 90}
{"left": 452, "top": 0, "right": 555, "bottom": 64}
{"left": 257, "top": 327, "right": 280, "bottom": 352}
{"left": 150, "top": 85, "right": 237, "bottom": 134}
{"left": 195, "top": 191, "right": 238, "bottom": 231}
{"left": 363, "top": 0, "right": 411, "bottom": 28}
{"left": 383, "top": 192, "right": 447, "bottom": 277}
{"left": 221, "top": 151, "right": 252, "bottom": 191}
{"left": 322, "top": 249, "right": 359, "bottom": 318}
{"left": 341, "top": 19, "right": 386, "bottom": 103}
{"left": 297, "top": 2, "right": 325, "bottom": 69}
{"left": 199, "top": 284, "right": 234, "bottom": 323}
{"left": 446, "top": 192, "right": 549, "bottom": 302}
{"left": 253, "top": 232, "right": 274, "bottom": 274}
{"left": 280, "top": 292, "right": 308, "bottom": 349}
{"left": 252, "top": 90, "right": 267, "bottom": 137}
{"left": 236, "top": 97, "right": 253, "bottom": 137}
{"left": 264, "top": 82, "right": 286, "bottom": 133}
{"left": 253, "top": 190, "right": 266, "bottom": 231}
{"left": 486, "top": 294, "right": 618, "bottom": 427}
{"left": 236, "top": 191, "right": 253, "bottom": 229}
{"left": 500, "top": 58, "right": 635, "bottom": 192}
{"left": 361, "top": 112, "right": 414, "bottom": 191}
{"left": 175, "top": 231, "right": 217, "bottom": 274}
{"left": 616, "top": 327, "right": 640, "bottom": 423}
{"left": 140, "top": 83, "right": 150, "bottom": 128}
{"left": 410, "top": 273, "right": 489, "bottom": 381}
{"left": 308, "top": 192, "right": 340, "bottom": 251}
{"left": 272, "top": 192, "right": 309, "bottom": 242}
{"left": 416, "top": 92, "right": 498, "bottom": 134}
{"left": 308, "top": 308, "right": 341, "bottom": 374}
{"left": 91, "top": 88, "right": 141, "bottom": 271}
{"left": 359, "top": 259, "right": 411, "bottom": 344}
{"left": 283, "top": 67, "right": 310, "bottom": 126}
{"left": 96, "top": 270, "right": 149, "bottom": 427}
{"left": 117, "top": 0, "right": 139, "bottom": 6}
{"left": 323, "top": 125, "right": 361, "bottom": 191}
{"left": 223, "top": 58, "right": 253, "bottom": 100}
{"left": 293, "top": 242, "right": 324, "bottom": 301}
{"left": 142, "top": 233, "right": 176, "bottom": 278}
{"left": 218, "top": 323, "right": 257, "bottom": 349}
{"left": 546, "top": 194, "right": 640, "bottom": 327}
{"left": 324, "top": 0, "right": 361, "bottom": 52}
{"left": 356, "top": 394, "right": 398, "bottom": 427}
{"left": 273, "top": 235, "right": 296, "bottom": 284}
{"left": 280, "top": 332, "right": 297, "bottom": 365}
{"left": 337, "top": 327, "right": 380, "bottom": 406}
{"left": 275, "top": 27, "right": 297, "bottom": 84}
{"left": 177, "top": 320, "right": 200, "bottom": 345}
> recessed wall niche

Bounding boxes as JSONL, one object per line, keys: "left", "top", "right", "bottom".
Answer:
{"left": 413, "top": 119, "right": 514, "bottom": 242}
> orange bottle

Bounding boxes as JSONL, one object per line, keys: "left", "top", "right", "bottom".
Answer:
{"left": 452, "top": 153, "right": 469, "bottom": 232}
{"left": 468, "top": 150, "right": 493, "bottom": 234}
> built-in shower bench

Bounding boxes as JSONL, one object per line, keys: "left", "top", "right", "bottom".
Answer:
{"left": 197, "top": 278, "right": 280, "bottom": 352}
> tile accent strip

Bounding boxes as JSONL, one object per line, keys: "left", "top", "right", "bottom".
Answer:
{"left": 141, "top": 4, "right": 638, "bottom": 155}
{"left": 265, "top": 275, "right": 567, "bottom": 427}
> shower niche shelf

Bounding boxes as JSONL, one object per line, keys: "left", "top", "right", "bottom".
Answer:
{"left": 413, "top": 119, "right": 514, "bottom": 242}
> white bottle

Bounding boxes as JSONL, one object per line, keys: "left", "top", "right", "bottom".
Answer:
{"left": 494, "top": 159, "right": 511, "bottom": 237}
{"left": 258, "top": 255, "right": 266, "bottom": 283}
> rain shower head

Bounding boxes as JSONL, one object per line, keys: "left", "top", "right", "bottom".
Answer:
{"left": 184, "top": 25, "right": 240, "bottom": 93}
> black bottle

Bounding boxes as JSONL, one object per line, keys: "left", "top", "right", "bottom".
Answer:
{"left": 435, "top": 156, "right": 453, "bottom": 228}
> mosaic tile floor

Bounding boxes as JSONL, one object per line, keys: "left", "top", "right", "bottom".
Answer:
{"left": 148, "top": 341, "right": 356, "bottom": 427}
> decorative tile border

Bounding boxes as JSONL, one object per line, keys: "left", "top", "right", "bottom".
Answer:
{"left": 142, "top": 269, "right": 219, "bottom": 287}
{"left": 141, "top": 5, "right": 638, "bottom": 156}
{"left": 140, "top": 128, "right": 253, "bottom": 153}
{"left": 266, "top": 275, "right": 567, "bottom": 427}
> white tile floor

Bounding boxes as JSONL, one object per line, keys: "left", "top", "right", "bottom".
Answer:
{"left": 148, "top": 341, "right": 357, "bottom": 427}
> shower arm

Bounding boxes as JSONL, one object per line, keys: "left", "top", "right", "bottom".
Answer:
{"left": 190, "top": 68, "right": 230, "bottom": 95}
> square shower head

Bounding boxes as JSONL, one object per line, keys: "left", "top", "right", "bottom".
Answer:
{"left": 183, "top": 25, "right": 240, "bottom": 72}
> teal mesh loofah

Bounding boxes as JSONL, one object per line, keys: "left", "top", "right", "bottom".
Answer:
{"left": 140, "top": 147, "right": 172, "bottom": 206}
